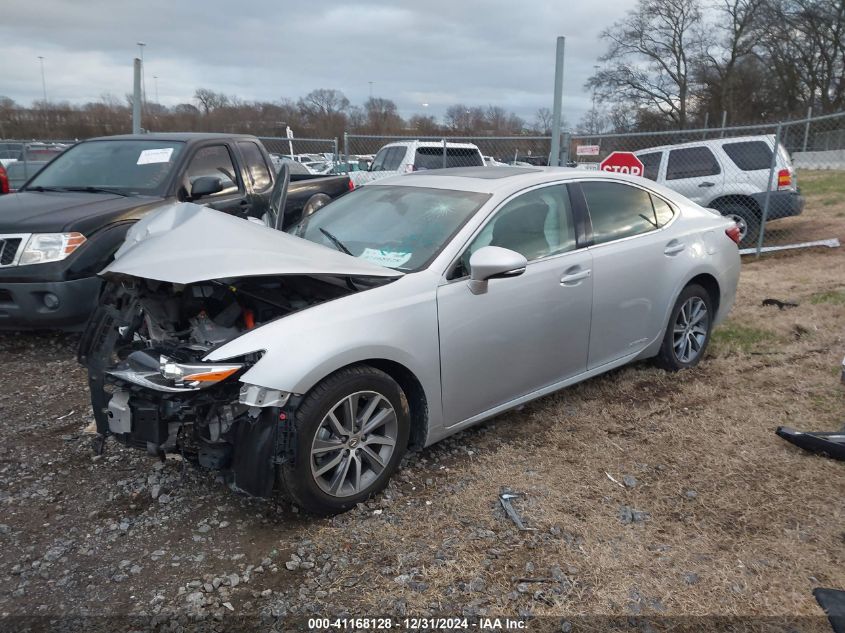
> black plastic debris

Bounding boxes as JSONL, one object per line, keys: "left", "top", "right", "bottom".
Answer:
{"left": 776, "top": 426, "right": 845, "bottom": 461}
{"left": 814, "top": 588, "right": 845, "bottom": 633}
{"left": 762, "top": 298, "right": 799, "bottom": 309}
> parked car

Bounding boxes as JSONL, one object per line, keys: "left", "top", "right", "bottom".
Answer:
{"left": 0, "top": 133, "right": 352, "bottom": 330}
{"left": 635, "top": 135, "right": 803, "bottom": 246}
{"left": 78, "top": 166, "right": 740, "bottom": 515}
{"left": 327, "top": 160, "right": 364, "bottom": 175}
{"left": 5, "top": 160, "right": 47, "bottom": 192}
{"left": 349, "top": 140, "right": 485, "bottom": 187}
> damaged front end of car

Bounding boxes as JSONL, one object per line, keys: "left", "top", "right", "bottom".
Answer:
{"left": 77, "top": 203, "right": 401, "bottom": 496}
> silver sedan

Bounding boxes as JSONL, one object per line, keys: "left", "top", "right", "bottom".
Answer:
{"left": 82, "top": 167, "right": 741, "bottom": 514}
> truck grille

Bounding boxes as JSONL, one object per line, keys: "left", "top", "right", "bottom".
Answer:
{"left": 0, "top": 234, "right": 28, "bottom": 267}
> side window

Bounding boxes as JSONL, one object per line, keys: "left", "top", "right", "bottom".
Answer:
{"left": 184, "top": 145, "right": 239, "bottom": 194}
{"left": 721, "top": 140, "right": 772, "bottom": 171}
{"left": 370, "top": 147, "right": 389, "bottom": 171}
{"left": 458, "top": 184, "right": 576, "bottom": 274}
{"left": 666, "top": 147, "right": 721, "bottom": 180}
{"left": 237, "top": 142, "right": 272, "bottom": 191}
{"left": 651, "top": 194, "right": 675, "bottom": 227}
{"left": 581, "top": 181, "right": 658, "bottom": 245}
{"left": 638, "top": 152, "right": 662, "bottom": 181}
{"left": 383, "top": 147, "right": 406, "bottom": 171}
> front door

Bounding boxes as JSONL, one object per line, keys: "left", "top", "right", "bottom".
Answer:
{"left": 437, "top": 183, "right": 593, "bottom": 426}
{"left": 181, "top": 144, "right": 250, "bottom": 217}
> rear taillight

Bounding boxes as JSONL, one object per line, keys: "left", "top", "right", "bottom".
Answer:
{"left": 725, "top": 225, "right": 742, "bottom": 245}
{"left": 347, "top": 178, "right": 355, "bottom": 191}
{"left": 777, "top": 168, "right": 792, "bottom": 190}
{"left": 0, "top": 166, "right": 8, "bottom": 194}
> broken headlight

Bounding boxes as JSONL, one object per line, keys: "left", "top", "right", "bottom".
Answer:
{"left": 106, "top": 350, "right": 243, "bottom": 393}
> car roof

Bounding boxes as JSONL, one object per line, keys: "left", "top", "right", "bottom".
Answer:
{"left": 367, "top": 166, "right": 662, "bottom": 194}
{"left": 382, "top": 140, "right": 481, "bottom": 150}
{"left": 85, "top": 133, "right": 259, "bottom": 143}
{"left": 635, "top": 134, "right": 775, "bottom": 154}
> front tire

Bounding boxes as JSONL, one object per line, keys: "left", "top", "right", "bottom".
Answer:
{"left": 278, "top": 366, "right": 409, "bottom": 515}
{"left": 654, "top": 284, "right": 714, "bottom": 371}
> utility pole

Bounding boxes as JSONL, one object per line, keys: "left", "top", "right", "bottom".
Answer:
{"left": 37, "top": 56, "right": 48, "bottom": 103}
{"left": 368, "top": 81, "right": 373, "bottom": 99}
{"left": 132, "top": 58, "right": 142, "bottom": 134}
{"left": 549, "top": 36, "right": 566, "bottom": 167}
{"left": 153, "top": 75, "right": 159, "bottom": 103}
{"left": 137, "top": 42, "right": 147, "bottom": 106}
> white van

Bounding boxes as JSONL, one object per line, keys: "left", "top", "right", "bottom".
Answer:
{"left": 635, "top": 135, "right": 803, "bottom": 245}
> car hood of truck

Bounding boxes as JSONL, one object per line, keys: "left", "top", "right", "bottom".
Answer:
{"left": 103, "top": 202, "right": 403, "bottom": 285}
{"left": 0, "top": 190, "right": 165, "bottom": 234}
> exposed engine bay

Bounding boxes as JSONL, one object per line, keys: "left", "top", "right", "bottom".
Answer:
{"left": 78, "top": 273, "right": 384, "bottom": 495}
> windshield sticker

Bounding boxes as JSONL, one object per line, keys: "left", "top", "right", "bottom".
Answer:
{"left": 359, "top": 248, "right": 412, "bottom": 268}
{"left": 137, "top": 148, "right": 174, "bottom": 165}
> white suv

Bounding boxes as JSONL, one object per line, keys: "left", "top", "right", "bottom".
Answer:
{"left": 350, "top": 140, "right": 485, "bottom": 187}
{"left": 635, "top": 135, "right": 803, "bottom": 246}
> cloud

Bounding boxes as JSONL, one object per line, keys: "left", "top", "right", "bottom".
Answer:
{"left": 0, "top": 0, "right": 636, "bottom": 126}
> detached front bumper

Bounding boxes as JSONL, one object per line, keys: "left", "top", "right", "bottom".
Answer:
{"left": 0, "top": 276, "right": 101, "bottom": 330}
{"left": 752, "top": 190, "right": 805, "bottom": 221}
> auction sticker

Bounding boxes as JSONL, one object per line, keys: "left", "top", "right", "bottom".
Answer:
{"left": 137, "top": 148, "right": 174, "bottom": 165}
{"left": 359, "top": 248, "right": 412, "bottom": 268}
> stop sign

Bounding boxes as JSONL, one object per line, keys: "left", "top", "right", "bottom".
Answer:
{"left": 599, "top": 151, "right": 644, "bottom": 177}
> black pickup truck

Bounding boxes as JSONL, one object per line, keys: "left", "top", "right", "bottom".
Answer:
{"left": 0, "top": 133, "right": 352, "bottom": 330}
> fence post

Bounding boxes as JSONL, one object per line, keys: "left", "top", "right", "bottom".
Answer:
{"left": 720, "top": 110, "right": 727, "bottom": 138}
{"left": 756, "top": 123, "right": 782, "bottom": 257}
{"left": 343, "top": 132, "right": 349, "bottom": 164}
{"left": 702, "top": 112, "right": 709, "bottom": 139}
{"left": 333, "top": 137, "right": 338, "bottom": 163}
{"left": 802, "top": 106, "right": 812, "bottom": 152}
{"left": 560, "top": 131, "right": 571, "bottom": 166}
{"left": 442, "top": 138, "right": 447, "bottom": 169}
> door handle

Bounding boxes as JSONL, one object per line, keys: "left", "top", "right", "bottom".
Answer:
{"left": 664, "top": 242, "right": 686, "bottom": 256}
{"left": 561, "top": 268, "right": 591, "bottom": 285}
{"left": 698, "top": 181, "right": 715, "bottom": 187}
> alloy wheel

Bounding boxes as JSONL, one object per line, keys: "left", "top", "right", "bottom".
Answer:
{"left": 673, "top": 297, "right": 709, "bottom": 364}
{"left": 310, "top": 391, "right": 398, "bottom": 497}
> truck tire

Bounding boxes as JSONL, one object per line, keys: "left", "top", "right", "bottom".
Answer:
{"left": 277, "top": 366, "right": 410, "bottom": 515}
{"left": 714, "top": 202, "right": 760, "bottom": 247}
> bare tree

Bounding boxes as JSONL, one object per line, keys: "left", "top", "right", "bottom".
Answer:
{"left": 193, "top": 88, "right": 229, "bottom": 115}
{"left": 363, "top": 97, "right": 404, "bottom": 133}
{"left": 588, "top": 0, "right": 706, "bottom": 129}
{"left": 533, "top": 107, "right": 554, "bottom": 134}
{"left": 298, "top": 89, "right": 350, "bottom": 117}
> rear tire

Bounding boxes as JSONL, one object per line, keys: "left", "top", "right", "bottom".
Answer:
{"left": 715, "top": 202, "right": 760, "bottom": 247}
{"left": 278, "top": 366, "right": 409, "bottom": 516}
{"left": 654, "top": 284, "right": 714, "bottom": 371}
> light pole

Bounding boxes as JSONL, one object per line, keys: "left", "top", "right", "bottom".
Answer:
{"left": 37, "top": 56, "right": 47, "bottom": 104}
{"left": 368, "top": 81, "right": 373, "bottom": 99}
{"left": 153, "top": 75, "right": 159, "bottom": 103}
{"left": 136, "top": 42, "right": 146, "bottom": 106}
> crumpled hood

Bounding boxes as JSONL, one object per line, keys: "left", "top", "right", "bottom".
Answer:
{"left": 103, "top": 202, "right": 403, "bottom": 284}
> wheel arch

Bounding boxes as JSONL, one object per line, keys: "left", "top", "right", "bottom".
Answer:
{"left": 685, "top": 272, "right": 721, "bottom": 317}
{"left": 708, "top": 194, "right": 761, "bottom": 218}
{"left": 300, "top": 359, "right": 429, "bottom": 452}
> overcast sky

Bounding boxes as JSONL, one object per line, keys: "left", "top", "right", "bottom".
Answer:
{"left": 0, "top": 0, "right": 636, "bottom": 126}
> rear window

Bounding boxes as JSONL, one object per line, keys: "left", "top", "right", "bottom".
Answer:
{"left": 638, "top": 152, "right": 662, "bottom": 180}
{"left": 666, "top": 147, "right": 721, "bottom": 180}
{"left": 414, "top": 147, "right": 484, "bottom": 170}
{"left": 722, "top": 140, "right": 773, "bottom": 171}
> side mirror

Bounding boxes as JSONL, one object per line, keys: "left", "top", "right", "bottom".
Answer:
{"left": 467, "top": 246, "right": 527, "bottom": 295}
{"left": 190, "top": 176, "right": 224, "bottom": 199}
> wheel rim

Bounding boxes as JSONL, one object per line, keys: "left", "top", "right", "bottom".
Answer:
{"left": 310, "top": 390, "right": 398, "bottom": 498}
{"left": 727, "top": 214, "right": 748, "bottom": 239}
{"left": 672, "top": 297, "right": 709, "bottom": 364}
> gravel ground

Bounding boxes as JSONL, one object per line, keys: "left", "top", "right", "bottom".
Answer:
{"left": 0, "top": 175, "right": 843, "bottom": 632}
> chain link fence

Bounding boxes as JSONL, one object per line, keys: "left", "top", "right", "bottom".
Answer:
{"left": 3, "top": 112, "right": 844, "bottom": 256}
{"left": 571, "top": 111, "right": 845, "bottom": 253}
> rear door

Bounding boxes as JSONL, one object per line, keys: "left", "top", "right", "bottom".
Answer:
{"left": 575, "top": 179, "right": 686, "bottom": 369}
{"left": 664, "top": 146, "right": 724, "bottom": 205}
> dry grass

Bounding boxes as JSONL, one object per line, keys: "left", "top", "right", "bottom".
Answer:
{"left": 294, "top": 172, "right": 845, "bottom": 618}
{"left": 762, "top": 170, "right": 845, "bottom": 246}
